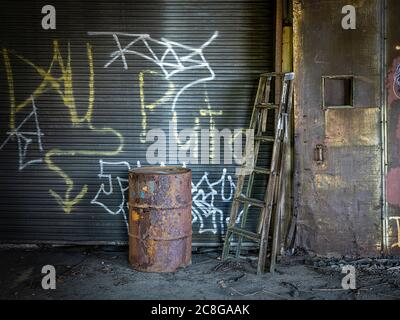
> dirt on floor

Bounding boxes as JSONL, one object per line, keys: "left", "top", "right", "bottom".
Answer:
{"left": 0, "top": 245, "right": 399, "bottom": 300}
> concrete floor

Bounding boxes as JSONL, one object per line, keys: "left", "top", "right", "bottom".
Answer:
{"left": 0, "top": 245, "right": 399, "bottom": 300}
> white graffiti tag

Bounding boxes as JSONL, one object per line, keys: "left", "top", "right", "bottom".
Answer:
{"left": 91, "top": 160, "right": 131, "bottom": 229}
{"left": 92, "top": 161, "right": 239, "bottom": 235}
{"left": 191, "top": 168, "right": 237, "bottom": 234}
{"left": 390, "top": 217, "right": 400, "bottom": 249}
{"left": 88, "top": 31, "right": 218, "bottom": 113}
{"left": 394, "top": 64, "right": 400, "bottom": 99}
{"left": 0, "top": 97, "right": 44, "bottom": 171}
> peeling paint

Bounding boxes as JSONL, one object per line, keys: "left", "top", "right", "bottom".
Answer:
{"left": 148, "top": 181, "right": 155, "bottom": 193}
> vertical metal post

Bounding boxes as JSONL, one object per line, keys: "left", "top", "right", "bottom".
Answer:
{"left": 275, "top": 0, "right": 283, "bottom": 103}
{"left": 380, "top": 0, "right": 389, "bottom": 254}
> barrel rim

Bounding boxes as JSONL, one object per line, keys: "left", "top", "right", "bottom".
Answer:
{"left": 129, "top": 166, "right": 191, "bottom": 175}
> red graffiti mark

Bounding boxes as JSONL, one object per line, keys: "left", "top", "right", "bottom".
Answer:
{"left": 387, "top": 57, "right": 400, "bottom": 107}
{"left": 388, "top": 168, "right": 400, "bottom": 207}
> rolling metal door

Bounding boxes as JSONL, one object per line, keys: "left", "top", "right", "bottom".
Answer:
{"left": 0, "top": 0, "right": 274, "bottom": 245}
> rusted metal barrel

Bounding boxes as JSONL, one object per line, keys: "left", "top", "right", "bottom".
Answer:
{"left": 128, "top": 166, "right": 192, "bottom": 272}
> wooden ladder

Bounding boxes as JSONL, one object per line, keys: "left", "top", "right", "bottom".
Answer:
{"left": 222, "top": 72, "right": 295, "bottom": 274}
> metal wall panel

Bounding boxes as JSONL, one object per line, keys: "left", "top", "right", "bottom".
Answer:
{"left": 386, "top": 0, "right": 400, "bottom": 255}
{"left": 293, "top": 0, "right": 382, "bottom": 256}
{"left": 0, "top": 0, "right": 274, "bottom": 245}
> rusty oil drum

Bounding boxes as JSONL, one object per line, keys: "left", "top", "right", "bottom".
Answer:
{"left": 128, "top": 166, "right": 192, "bottom": 272}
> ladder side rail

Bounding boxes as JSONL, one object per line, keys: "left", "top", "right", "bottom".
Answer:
{"left": 235, "top": 76, "right": 273, "bottom": 257}
{"left": 257, "top": 76, "right": 290, "bottom": 274}
{"left": 269, "top": 76, "right": 295, "bottom": 272}
{"left": 222, "top": 76, "right": 267, "bottom": 260}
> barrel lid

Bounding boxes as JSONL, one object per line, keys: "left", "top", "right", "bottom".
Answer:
{"left": 129, "top": 166, "right": 191, "bottom": 175}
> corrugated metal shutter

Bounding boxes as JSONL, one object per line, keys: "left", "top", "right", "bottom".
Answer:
{"left": 0, "top": 0, "right": 274, "bottom": 245}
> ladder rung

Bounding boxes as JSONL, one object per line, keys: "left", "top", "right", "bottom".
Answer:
{"left": 253, "top": 167, "right": 271, "bottom": 175}
{"left": 235, "top": 195, "right": 265, "bottom": 208}
{"left": 256, "top": 103, "right": 278, "bottom": 109}
{"left": 255, "top": 135, "right": 275, "bottom": 143}
{"left": 228, "top": 226, "right": 261, "bottom": 241}
{"left": 260, "top": 72, "right": 295, "bottom": 79}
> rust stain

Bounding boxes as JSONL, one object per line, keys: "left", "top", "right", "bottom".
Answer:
{"left": 325, "top": 108, "right": 379, "bottom": 147}
{"left": 131, "top": 210, "right": 141, "bottom": 222}
{"left": 314, "top": 174, "right": 344, "bottom": 191}
{"left": 147, "top": 239, "right": 156, "bottom": 260}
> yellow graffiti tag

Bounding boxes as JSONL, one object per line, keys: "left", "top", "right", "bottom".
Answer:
{"left": 138, "top": 70, "right": 175, "bottom": 143}
{"left": 198, "top": 85, "right": 223, "bottom": 160}
{"left": 3, "top": 42, "right": 124, "bottom": 213}
{"left": 3, "top": 41, "right": 94, "bottom": 130}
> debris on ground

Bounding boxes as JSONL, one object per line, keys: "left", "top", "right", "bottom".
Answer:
{"left": 304, "top": 256, "right": 400, "bottom": 288}
{"left": 212, "top": 258, "right": 257, "bottom": 273}
{"left": 1, "top": 246, "right": 400, "bottom": 300}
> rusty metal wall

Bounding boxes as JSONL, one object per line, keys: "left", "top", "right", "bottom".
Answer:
{"left": 386, "top": 0, "right": 400, "bottom": 255}
{"left": 0, "top": 0, "right": 275, "bottom": 245}
{"left": 293, "top": 0, "right": 383, "bottom": 256}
